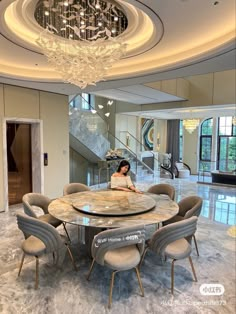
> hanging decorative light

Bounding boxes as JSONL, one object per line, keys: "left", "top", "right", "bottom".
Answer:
{"left": 34, "top": 0, "right": 128, "bottom": 89}
{"left": 232, "top": 116, "right": 236, "bottom": 126}
{"left": 183, "top": 118, "right": 200, "bottom": 134}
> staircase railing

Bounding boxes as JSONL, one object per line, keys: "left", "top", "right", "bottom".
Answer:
{"left": 120, "top": 131, "right": 159, "bottom": 169}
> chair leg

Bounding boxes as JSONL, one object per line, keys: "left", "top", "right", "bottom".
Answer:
{"left": 62, "top": 222, "right": 71, "bottom": 243}
{"left": 108, "top": 270, "right": 118, "bottom": 309}
{"left": 35, "top": 256, "right": 39, "bottom": 290}
{"left": 193, "top": 234, "right": 199, "bottom": 256}
{"left": 171, "top": 259, "right": 176, "bottom": 295}
{"left": 66, "top": 244, "right": 77, "bottom": 271}
{"left": 18, "top": 252, "right": 25, "bottom": 277}
{"left": 188, "top": 256, "right": 197, "bottom": 282}
{"left": 139, "top": 246, "right": 148, "bottom": 269}
{"left": 86, "top": 258, "right": 95, "bottom": 281}
{"left": 135, "top": 267, "right": 144, "bottom": 296}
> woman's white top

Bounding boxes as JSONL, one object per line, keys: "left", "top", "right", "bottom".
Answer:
{"left": 111, "top": 175, "right": 133, "bottom": 189}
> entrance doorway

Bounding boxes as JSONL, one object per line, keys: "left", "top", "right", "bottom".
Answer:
{"left": 7, "top": 123, "right": 32, "bottom": 205}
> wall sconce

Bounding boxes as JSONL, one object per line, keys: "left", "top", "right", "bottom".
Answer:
{"left": 126, "top": 134, "right": 130, "bottom": 147}
{"left": 156, "top": 133, "right": 160, "bottom": 151}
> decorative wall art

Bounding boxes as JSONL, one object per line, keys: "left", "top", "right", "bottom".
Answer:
{"left": 141, "top": 118, "right": 154, "bottom": 150}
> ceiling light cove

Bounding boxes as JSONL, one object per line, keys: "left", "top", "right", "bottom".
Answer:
{"left": 0, "top": 0, "right": 235, "bottom": 84}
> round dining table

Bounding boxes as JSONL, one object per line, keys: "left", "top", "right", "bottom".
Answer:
{"left": 48, "top": 190, "right": 179, "bottom": 228}
{"left": 48, "top": 190, "right": 179, "bottom": 251}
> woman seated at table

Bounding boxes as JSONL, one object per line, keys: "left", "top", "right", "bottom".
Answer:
{"left": 111, "top": 160, "right": 142, "bottom": 193}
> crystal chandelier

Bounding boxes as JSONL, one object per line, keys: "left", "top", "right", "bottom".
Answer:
{"left": 35, "top": 0, "right": 128, "bottom": 89}
{"left": 183, "top": 119, "right": 200, "bottom": 134}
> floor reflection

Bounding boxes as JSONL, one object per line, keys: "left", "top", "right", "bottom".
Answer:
{"left": 132, "top": 176, "right": 236, "bottom": 227}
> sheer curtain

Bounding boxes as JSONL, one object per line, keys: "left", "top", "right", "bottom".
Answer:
{"left": 167, "top": 120, "right": 180, "bottom": 170}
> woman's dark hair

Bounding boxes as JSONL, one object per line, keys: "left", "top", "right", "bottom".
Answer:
{"left": 117, "top": 160, "right": 130, "bottom": 175}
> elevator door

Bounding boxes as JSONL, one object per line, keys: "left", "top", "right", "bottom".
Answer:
{"left": 7, "top": 123, "right": 32, "bottom": 205}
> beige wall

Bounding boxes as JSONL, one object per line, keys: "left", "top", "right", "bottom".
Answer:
{"left": 186, "top": 69, "right": 236, "bottom": 107}
{"left": 182, "top": 127, "right": 199, "bottom": 174}
{"left": 0, "top": 84, "right": 69, "bottom": 210}
{"left": 39, "top": 91, "right": 69, "bottom": 198}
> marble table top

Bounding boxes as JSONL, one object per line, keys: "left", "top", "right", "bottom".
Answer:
{"left": 72, "top": 190, "right": 156, "bottom": 216}
{"left": 48, "top": 190, "right": 179, "bottom": 229}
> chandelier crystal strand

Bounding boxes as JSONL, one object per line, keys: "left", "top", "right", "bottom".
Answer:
{"left": 183, "top": 119, "right": 200, "bottom": 134}
{"left": 35, "top": 0, "right": 128, "bottom": 89}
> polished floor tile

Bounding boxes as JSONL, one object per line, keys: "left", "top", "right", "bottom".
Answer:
{"left": 0, "top": 177, "right": 235, "bottom": 313}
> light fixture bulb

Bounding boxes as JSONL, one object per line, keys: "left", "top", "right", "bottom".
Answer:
{"left": 105, "top": 112, "right": 110, "bottom": 117}
{"left": 91, "top": 109, "right": 97, "bottom": 114}
{"left": 98, "top": 104, "right": 104, "bottom": 109}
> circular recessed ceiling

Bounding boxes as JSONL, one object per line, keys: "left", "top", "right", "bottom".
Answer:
{"left": 0, "top": 0, "right": 235, "bottom": 83}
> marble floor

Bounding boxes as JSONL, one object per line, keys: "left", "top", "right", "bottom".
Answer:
{"left": 0, "top": 177, "right": 235, "bottom": 314}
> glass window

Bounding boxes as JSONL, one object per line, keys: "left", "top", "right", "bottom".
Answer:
{"left": 218, "top": 117, "right": 236, "bottom": 171}
{"left": 200, "top": 137, "right": 212, "bottom": 161}
{"left": 201, "top": 118, "right": 213, "bottom": 135}
{"left": 199, "top": 118, "right": 213, "bottom": 171}
{"left": 219, "top": 116, "right": 233, "bottom": 136}
{"left": 81, "top": 93, "right": 90, "bottom": 110}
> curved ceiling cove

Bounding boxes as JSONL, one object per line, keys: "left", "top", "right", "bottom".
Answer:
{"left": 0, "top": 0, "right": 235, "bottom": 84}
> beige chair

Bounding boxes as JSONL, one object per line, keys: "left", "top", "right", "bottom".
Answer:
{"left": 63, "top": 183, "right": 91, "bottom": 243}
{"left": 147, "top": 183, "right": 175, "bottom": 200}
{"left": 22, "top": 192, "right": 70, "bottom": 241}
{"left": 63, "top": 182, "right": 90, "bottom": 195}
{"left": 174, "top": 162, "right": 191, "bottom": 178}
{"left": 140, "top": 216, "right": 198, "bottom": 294}
{"left": 164, "top": 196, "right": 203, "bottom": 256}
{"left": 16, "top": 213, "right": 77, "bottom": 289}
{"left": 87, "top": 225, "right": 146, "bottom": 308}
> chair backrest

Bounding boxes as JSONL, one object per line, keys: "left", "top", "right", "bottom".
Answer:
{"left": 16, "top": 213, "right": 63, "bottom": 253}
{"left": 22, "top": 193, "right": 51, "bottom": 218}
{"left": 147, "top": 184, "right": 175, "bottom": 200}
{"left": 175, "top": 162, "right": 184, "bottom": 170}
{"left": 63, "top": 183, "right": 90, "bottom": 195}
{"left": 91, "top": 225, "right": 146, "bottom": 266}
{"left": 178, "top": 196, "right": 203, "bottom": 218}
{"left": 149, "top": 216, "right": 198, "bottom": 260}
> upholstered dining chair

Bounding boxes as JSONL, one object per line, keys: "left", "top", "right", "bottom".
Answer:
{"left": 174, "top": 162, "right": 191, "bottom": 178}
{"left": 87, "top": 225, "right": 146, "bottom": 308}
{"left": 164, "top": 195, "right": 203, "bottom": 256}
{"left": 63, "top": 182, "right": 90, "bottom": 195}
{"left": 16, "top": 213, "right": 77, "bottom": 289}
{"left": 63, "top": 183, "right": 91, "bottom": 243}
{"left": 147, "top": 183, "right": 175, "bottom": 200}
{"left": 140, "top": 216, "right": 198, "bottom": 294}
{"left": 22, "top": 193, "right": 70, "bottom": 241}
